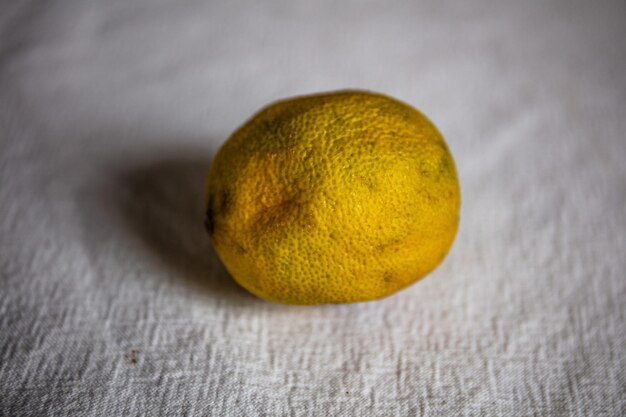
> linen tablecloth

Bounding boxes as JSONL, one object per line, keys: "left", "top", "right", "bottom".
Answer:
{"left": 1, "top": 0, "right": 625, "bottom": 415}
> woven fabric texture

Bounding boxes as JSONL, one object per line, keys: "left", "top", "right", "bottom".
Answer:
{"left": 1, "top": 0, "right": 625, "bottom": 415}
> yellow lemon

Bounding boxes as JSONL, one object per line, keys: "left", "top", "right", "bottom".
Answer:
{"left": 205, "top": 90, "right": 460, "bottom": 305}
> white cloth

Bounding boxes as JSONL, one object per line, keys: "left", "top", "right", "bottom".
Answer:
{"left": 1, "top": 0, "right": 625, "bottom": 415}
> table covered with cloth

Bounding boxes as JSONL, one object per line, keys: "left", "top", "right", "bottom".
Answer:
{"left": 1, "top": 0, "right": 625, "bottom": 415}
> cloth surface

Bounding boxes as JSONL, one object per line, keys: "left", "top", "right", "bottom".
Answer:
{"left": 1, "top": 0, "right": 625, "bottom": 415}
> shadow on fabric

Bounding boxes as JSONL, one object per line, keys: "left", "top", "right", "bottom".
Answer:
{"left": 113, "top": 152, "right": 256, "bottom": 302}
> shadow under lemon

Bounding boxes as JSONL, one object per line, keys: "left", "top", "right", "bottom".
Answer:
{"left": 115, "top": 153, "right": 256, "bottom": 302}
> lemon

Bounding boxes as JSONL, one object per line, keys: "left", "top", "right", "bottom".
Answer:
{"left": 205, "top": 90, "right": 460, "bottom": 305}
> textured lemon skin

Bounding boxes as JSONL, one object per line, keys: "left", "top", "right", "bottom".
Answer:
{"left": 205, "top": 90, "right": 460, "bottom": 305}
